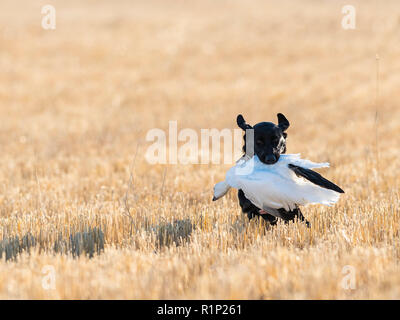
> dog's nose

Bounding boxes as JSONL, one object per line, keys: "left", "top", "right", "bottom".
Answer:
{"left": 264, "top": 154, "right": 277, "bottom": 164}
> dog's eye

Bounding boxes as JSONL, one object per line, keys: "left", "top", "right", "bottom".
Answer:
{"left": 256, "top": 139, "right": 264, "bottom": 146}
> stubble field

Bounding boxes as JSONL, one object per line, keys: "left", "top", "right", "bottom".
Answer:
{"left": 0, "top": 0, "right": 399, "bottom": 299}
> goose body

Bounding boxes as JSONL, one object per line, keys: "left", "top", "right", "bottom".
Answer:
{"left": 213, "top": 154, "right": 343, "bottom": 213}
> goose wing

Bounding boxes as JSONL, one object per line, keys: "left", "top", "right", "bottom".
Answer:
{"left": 288, "top": 164, "right": 344, "bottom": 194}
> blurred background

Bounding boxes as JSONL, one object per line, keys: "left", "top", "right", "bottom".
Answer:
{"left": 1, "top": 0, "right": 399, "bottom": 163}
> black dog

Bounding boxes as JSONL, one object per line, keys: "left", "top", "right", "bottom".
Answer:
{"left": 236, "top": 113, "right": 310, "bottom": 226}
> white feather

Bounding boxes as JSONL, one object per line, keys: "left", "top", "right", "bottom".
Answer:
{"left": 214, "top": 154, "right": 341, "bottom": 212}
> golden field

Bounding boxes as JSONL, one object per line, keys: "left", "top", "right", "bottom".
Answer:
{"left": 0, "top": 0, "right": 399, "bottom": 299}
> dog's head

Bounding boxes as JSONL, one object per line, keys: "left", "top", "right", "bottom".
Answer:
{"left": 237, "top": 113, "right": 289, "bottom": 165}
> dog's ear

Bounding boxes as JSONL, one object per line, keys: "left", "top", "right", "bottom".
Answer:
{"left": 237, "top": 114, "right": 252, "bottom": 131}
{"left": 277, "top": 113, "right": 290, "bottom": 132}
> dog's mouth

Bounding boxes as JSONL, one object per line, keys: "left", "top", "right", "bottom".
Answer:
{"left": 259, "top": 154, "right": 280, "bottom": 165}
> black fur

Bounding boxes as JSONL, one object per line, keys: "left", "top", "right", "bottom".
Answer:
{"left": 238, "top": 113, "right": 289, "bottom": 165}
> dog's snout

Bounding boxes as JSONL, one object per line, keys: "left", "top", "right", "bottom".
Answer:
{"left": 264, "top": 154, "right": 277, "bottom": 164}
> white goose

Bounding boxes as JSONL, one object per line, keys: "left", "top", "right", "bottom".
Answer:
{"left": 213, "top": 154, "right": 344, "bottom": 220}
